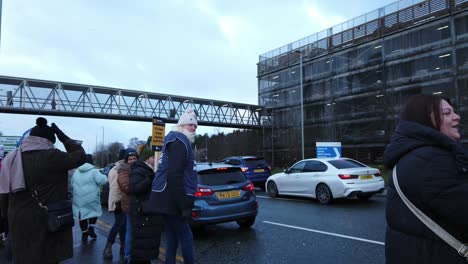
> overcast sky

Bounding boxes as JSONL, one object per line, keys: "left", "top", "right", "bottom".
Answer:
{"left": 0, "top": 0, "right": 395, "bottom": 154}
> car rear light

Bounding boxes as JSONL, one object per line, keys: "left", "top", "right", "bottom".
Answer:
{"left": 191, "top": 211, "right": 199, "bottom": 219}
{"left": 338, "top": 174, "right": 358, "bottom": 180}
{"left": 195, "top": 187, "right": 214, "bottom": 197}
{"left": 216, "top": 167, "right": 228, "bottom": 171}
{"left": 243, "top": 182, "right": 255, "bottom": 191}
{"left": 241, "top": 167, "right": 248, "bottom": 173}
{"left": 374, "top": 171, "right": 382, "bottom": 177}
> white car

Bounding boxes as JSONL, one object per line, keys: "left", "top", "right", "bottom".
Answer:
{"left": 265, "top": 158, "right": 385, "bottom": 204}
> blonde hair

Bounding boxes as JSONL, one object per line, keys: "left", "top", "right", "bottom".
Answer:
{"left": 136, "top": 144, "right": 147, "bottom": 156}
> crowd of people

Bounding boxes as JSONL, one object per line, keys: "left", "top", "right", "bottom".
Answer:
{"left": 0, "top": 107, "right": 199, "bottom": 264}
{"left": 0, "top": 96, "right": 467, "bottom": 263}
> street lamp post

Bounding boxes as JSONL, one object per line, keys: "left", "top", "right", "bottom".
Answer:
{"left": 205, "top": 134, "right": 208, "bottom": 161}
{"left": 101, "top": 126, "right": 105, "bottom": 166}
{"left": 271, "top": 110, "right": 274, "bottom": 168}
{"left": 294, "top": 50, "right": 305, "bottom": 160}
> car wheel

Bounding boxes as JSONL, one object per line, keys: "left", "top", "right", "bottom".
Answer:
{"left": 316, "top": 183, "right": 333, "bottom": 205}
{"left": 267, "top": 181, "right": 278, "bottom": 198}
{"left": 236, "top": 217, "right": 256, "bottom": 229}
{"left": 191, "top": 225, "right": 205, "bottom": 233}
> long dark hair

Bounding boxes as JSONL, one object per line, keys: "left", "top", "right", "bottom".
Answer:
{"left": 400, "top": 94, "right": 452, "bottom": 130}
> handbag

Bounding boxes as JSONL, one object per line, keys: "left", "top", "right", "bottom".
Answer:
{"left": 32, "top": 190, "right": 75, "bottom": 232}
{"left": 392, "top": 165, "right": 468, "bottom": 260}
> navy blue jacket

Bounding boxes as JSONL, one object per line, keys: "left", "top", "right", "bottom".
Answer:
{"left": 384, "top": 121, "right": 468, "bottom": 264}
{"left": 148, "top": 131, "right": 197, "bottom": 217}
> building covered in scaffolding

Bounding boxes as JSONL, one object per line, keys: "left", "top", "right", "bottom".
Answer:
{"left": 257, "top": 0, "right": 468, "bottom": 167}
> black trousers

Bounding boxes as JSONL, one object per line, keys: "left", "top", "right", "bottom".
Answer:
{"left": 79, "top": 217, "right": 97, "bottom": 232}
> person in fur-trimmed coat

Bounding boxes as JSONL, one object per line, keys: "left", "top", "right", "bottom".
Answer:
{"left": 148, "top": 108, "right": 198, "bottom": 264}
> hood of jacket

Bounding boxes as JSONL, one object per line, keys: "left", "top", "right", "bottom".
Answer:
{"left": 131, "top": 160, "right": 153, "bottom": 172}
{"left": 113, "top": 160, "right": 124, "bottom": 170}
{"left": 78, "top": 162, "right": 95, "bottom": 173}
{"left": 131, "top": 160, "right": 155, "bottom": 183}
{"left": 384, "top": 120, "right": 467, "bottom": 169}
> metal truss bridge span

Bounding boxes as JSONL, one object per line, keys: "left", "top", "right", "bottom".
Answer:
{"left": 0, "top": 76, "right": 263, "bottom": 129}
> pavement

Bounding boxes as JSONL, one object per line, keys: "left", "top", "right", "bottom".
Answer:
{"left": 0, "top": 188, "right": 386, "bottom": 263}
{"left": 0, "top": 210, "right": 183, "bottom": 264}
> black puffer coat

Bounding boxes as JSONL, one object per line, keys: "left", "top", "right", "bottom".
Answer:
{"left": 384, "top": 120, "right": 468, "bottom": 264}
{"left": 128, "top": 160, "right": 163, "bottom": 261}
{"left": 8, "top": 139, "right": 86, "bottom": 264}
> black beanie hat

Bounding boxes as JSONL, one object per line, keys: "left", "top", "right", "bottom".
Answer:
{"left": 29, "top": 117, "right": 56, "bottom": 143}
{"left": 86, "top": 154, "right": 94, "bottom": 165}
{"left": 124, "top": 148, "right": 138, "bottom": 163}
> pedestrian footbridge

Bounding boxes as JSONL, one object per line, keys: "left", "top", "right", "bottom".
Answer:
{"left": 0, "top": 76, "right": 263, "bottom": 129}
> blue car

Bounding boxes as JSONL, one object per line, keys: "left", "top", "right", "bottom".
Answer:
{"left": 191, "top": 163, "right": 258, "bottom": 228}
{"left": 222, "top": 156, "right": 271, "bottom": 189}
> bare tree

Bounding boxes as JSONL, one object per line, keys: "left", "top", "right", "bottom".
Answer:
{"left": 93, "top": 141, "right": 125, "bottom": 167}
{"left": 128, "top": 137, "right": 146, "bottom": 149}
{"left": 108, "top": 142, "right": 125, "bottom": 162}
{"left": 192, "top": 129, "right": 262, "bottom": 162}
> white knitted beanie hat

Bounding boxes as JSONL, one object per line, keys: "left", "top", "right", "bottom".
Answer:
{"left": 177, "top": 108, "right": 198, "bottom": 126}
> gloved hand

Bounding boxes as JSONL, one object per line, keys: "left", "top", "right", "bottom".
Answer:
{"left": 51, "top": 123, "right": 71, "bottom": 143}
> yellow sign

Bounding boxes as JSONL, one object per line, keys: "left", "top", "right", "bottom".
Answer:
{"left": 152, "top": 118, "right": 165, "bottom": 151}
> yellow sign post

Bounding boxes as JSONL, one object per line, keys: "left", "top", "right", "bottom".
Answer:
{"left": 151, "top": 118, "right": 165, "bottom": 171}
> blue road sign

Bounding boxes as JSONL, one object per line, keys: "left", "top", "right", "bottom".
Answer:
{"left": 316, "top": 142, "right": 341, "bottom": 158}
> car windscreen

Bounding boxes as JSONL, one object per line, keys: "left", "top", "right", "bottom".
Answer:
{"left": 197, "top": 168, "right": 246, "bottom": 186}
{"left": 327, "top": 159, "right": 366, "bottom": 169}
{"left": 244, "top": 158, "right": 268, "bottom": 168}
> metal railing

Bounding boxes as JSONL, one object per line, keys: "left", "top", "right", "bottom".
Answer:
{"left": 0, "top": 76, "right": 263, "bottom": 129}
{"left": 258, "top": 0, "right": 466, "bottom": 75}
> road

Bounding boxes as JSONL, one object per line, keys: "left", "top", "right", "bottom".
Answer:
{"left": 0, "top": 191, "right": 387, "bottom": 263}
{"left": 192, "top": 191, "right": 386, "bottom": 264}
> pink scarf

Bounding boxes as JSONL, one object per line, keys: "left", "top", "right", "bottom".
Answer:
{"left": 0, "top": 136, "right": 54, "bottom": 194}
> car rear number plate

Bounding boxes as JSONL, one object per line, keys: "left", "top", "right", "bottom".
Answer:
{"left": 254, "top": 169, "right": 264, "bottom": 173}
{"left": 217, "top": 190, "right": 241, "bottom": 199}
{"left": 359, "top": 175, "right": 373, "bottom": 180}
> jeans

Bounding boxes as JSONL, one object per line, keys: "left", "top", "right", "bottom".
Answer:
{"left": 107, "top": 211, "right": 126, "bottom": 244}
{"left": 124, "top": 214, "right": 132, "bottom": 261}
{"left": 163, "top": 214, "right": 194, "bottom": 264}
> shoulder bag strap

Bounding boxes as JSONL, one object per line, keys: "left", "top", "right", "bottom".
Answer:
{"left": 32, "top": 189, "right": 48, "bottom": 211}
{"left": 392, "top": 165, "right": 468, "bottom": 260}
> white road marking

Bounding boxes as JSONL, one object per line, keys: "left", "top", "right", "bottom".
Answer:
{"left": 263, "top": 220, "right": 385, "bottom": 246}
{"left": 257, "top": 195, "right": 309, "bottom": 202}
